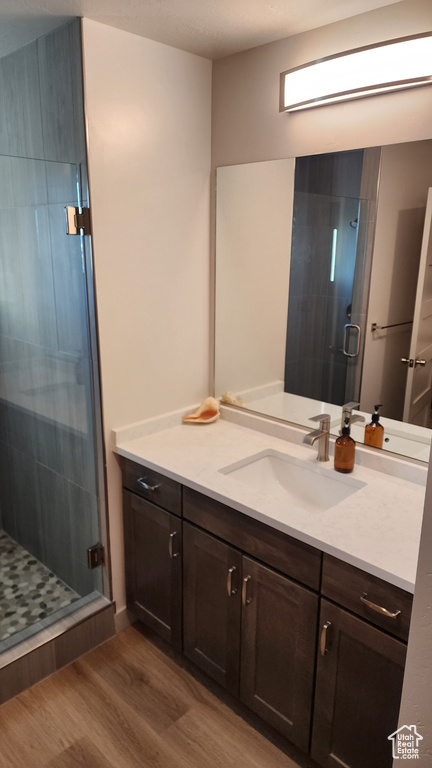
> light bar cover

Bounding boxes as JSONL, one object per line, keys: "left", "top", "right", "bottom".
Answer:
{"left": 280, "top": 33, "right": 432, "bottom": 112}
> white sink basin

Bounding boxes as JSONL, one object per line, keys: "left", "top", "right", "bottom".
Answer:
{"left": 219, "top": 449, "right": 366, "bottom": 513}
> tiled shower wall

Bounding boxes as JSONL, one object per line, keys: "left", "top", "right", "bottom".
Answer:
{"left": 0, "top": 21, "right": 100, "bottom": 598}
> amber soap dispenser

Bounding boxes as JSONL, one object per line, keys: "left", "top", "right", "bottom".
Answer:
{"left": 364, "top": 404, "right": 384, "bottom": 448}
{"left": 334, "top": 417, "right": 355, "bottom": 473}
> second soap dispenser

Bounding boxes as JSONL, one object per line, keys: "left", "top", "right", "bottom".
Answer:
{"left": 364, "top": 404, "right": 384, "bottom": 448}
{"left": 334, "top": 417, "right": 355, "bottom": 473}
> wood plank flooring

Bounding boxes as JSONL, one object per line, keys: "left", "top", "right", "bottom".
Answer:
{"left": 0, "top": 624, "right": 317, "bottom": 768}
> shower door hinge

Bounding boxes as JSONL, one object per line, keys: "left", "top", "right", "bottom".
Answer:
{"left": 87, "top": 543, "right": 105, "bottom": 569}
{"left": 65, "top": 206, "right": 91, "bottom": 236}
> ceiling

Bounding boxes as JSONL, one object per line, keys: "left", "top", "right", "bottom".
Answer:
{"left": 0, "top": 0, "right": 403, "bottom": 60}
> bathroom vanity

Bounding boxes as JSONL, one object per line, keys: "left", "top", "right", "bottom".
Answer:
{"left": 116, "top": 409, "right": 424, "bottom": 768}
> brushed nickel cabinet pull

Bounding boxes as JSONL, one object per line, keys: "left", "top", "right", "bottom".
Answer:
{"left": 227, "top": 566, "right": 237, "bottom": 597}
{"left": 360, "top": 593, "right": 401, "bottom": 619}
{"left": 320, "top": 621, "right": 331, "bottom": 656}
{"left": 242, "top": 575, "right": 252, "bottom": 606}
{"left": 137, "top": 477, "right": 160, "bottom": 492}
{"left": 168, "top": 531, "right": 179, "bottom": 559}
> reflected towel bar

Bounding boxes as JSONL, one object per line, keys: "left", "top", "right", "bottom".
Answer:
{"left": 371, "top": 321, "right": 413, "bottom": 332}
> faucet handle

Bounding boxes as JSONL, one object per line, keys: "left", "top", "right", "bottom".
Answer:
{"left": 342, "top": 401, "right": 360, "bottom": 412}
{"left": 309, "top": 413, "right": 331, "bottom": 428}
{"left": 341, "top": 402, "right": 364, "bottom": 431}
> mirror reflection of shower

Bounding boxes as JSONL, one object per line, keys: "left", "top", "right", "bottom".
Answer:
{"left": 284, "top": 150, "right": 370, "bottom": 406}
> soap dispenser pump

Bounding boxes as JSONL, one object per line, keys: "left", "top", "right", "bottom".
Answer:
{"left": 334, "top": 417, "right": 355, "bottom": 473}
{"left": 364, "top": 404, "right": 384, "bottom": 448}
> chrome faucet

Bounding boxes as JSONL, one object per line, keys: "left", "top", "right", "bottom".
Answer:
{"left": 341, "top": 401, "right": 365, "bottom": 433}
{"left": 303, "top": 414, "right": 331, "bottom": 461}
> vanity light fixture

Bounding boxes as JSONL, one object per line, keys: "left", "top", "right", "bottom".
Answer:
{"left": 280, "top": 32, "right": 432, "bottom": 112}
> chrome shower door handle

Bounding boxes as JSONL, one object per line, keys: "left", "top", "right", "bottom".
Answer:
{"left": 343, "top": 324, "right": 361, "bottom": 358}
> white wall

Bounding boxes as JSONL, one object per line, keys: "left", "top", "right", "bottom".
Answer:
{"left": 214, "top": 159, "right": 294, "bottom": 397}
{"left": 81, "top": 19, "right": 212, "bottom": 615}
{"left": 212, "top": 0, "right": 432, "bottom": 168}
{"left": 361, "top": 140, "right": 432, "bottom": 420}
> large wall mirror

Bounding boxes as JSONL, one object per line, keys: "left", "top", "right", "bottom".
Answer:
{"left": 214, "top": 139, "right": 432, "bottom": 463}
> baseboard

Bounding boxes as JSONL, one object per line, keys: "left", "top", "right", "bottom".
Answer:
{"left": 114, "top": 607, "right": 134, "bottom": 633}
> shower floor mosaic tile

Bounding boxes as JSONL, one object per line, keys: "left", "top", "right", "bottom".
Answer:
{"left": 0, "top": 531, "right": 80, "bottom": 642}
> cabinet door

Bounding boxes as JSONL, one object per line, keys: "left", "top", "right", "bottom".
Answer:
{"left": 240, "top": 557, "right": 318, "bottom": 752}
{"left": 183, "top": 522, "right": 242, "bottom": 696}
{"left": 311, "top": 599, "right": 406, "bottom": 768}
{"left": 123, "top": 490, "right": 182, "bottom": 651}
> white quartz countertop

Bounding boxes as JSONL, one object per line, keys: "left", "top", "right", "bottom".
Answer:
{"left": 115, "top": 410, "right": 427, "bottom": 593}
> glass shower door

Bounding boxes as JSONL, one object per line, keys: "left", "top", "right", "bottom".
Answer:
{"left": 285, "top": 191, "right": 369, "bottom": 405}
{"left": 0, "top": 154, "right": 103, "bottom": 648}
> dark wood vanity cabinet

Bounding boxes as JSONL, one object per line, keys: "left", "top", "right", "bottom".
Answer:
{"left": 311, "top": 555, "right": 411, "bottom": 768}
{"left": 122, "top": 459, "right": 182, "bottom": 651}
{"left": 240, "top": 556, "right": 318, "bottom": 752}
{"left": 311, "top": 599, "right": 406, "bottom": 768}
{"left": 183, "top": 522, "right": 242, "bottom": 695}
{"left": 121, "top": 459, "right": 413, "bottom": 768}
{"left": 183, "top": 521, "right": 318, "bottom": 752}
{"left": 182, "top": 487, "right": 320, "bottom": 751}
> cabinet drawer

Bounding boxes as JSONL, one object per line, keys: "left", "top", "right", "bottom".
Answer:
{"left": 183, "top": 486, "right": 321, "bottom": 591}
{"left": 321, "top": 554, "right": 412, "bottom": 641}
{"left": 121, "top": 458, "right": 181, "bottom": 516}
